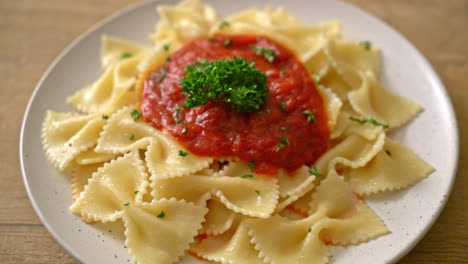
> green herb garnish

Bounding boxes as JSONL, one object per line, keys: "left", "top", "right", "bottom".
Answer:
{"left": 180, "top": 57, "right": 269, "bottom": 113}
{"left": 134, "top": 191, "right": 139, "bottom": 194}
{"left": 102, "top": 115, "right": 109, "bottom": 120}
{"left": 255, "top": 190, "right": 261, "bottom": 196}
{"left": 280, "top": 126, "right": 289, "bottom": 132}
{"left": 219, "top": 20, "right": 230, "bottom": 30}
{"left": 242, "top": 174, "right": 253, "bottom": 178}
{"left": 279, "top": 136, "right": 290, "bottom": 146}
{"left": 250, "top": 45, "right": 276, "bottom": 62}
{"left": 308, "top": 164, "right": 322, "bottom": 179}
{"left": 360, "top": 41, "right": 372, "bottom": 51}
{"left": 349, "top": 116, "right": 389, "bottom": 129}
{"left": 155, "top": 67, "right": 167, "bottom": 83}
{"left": 121, "top": 52, "right": 133, "bottom": 59}
{"left": 308, "top": 227, "right": 312, "bottom": 232}
{"left": 314, "top": 72, "right": 321, "bottom": 84}
{"left": 157, "top": 211, "right": 165, "bottom": 219}
{"left": 123, "top": 202, "right": 130, "bottom": 206}
{"left": 281, "top": 70, "right": 287, "bottom": 75}
{"left": 280, "top": 102, "right": 286, "bottom": 112}
{"left": 129, "top": 133, "right": 135, "bottom": 141}
{"left": 178, "top": 150, "right": 190, "bottom": 157}
{"left": 181, "top": 127, "right": 188, "bottom": 134}
{"left": 208, "top": 36, "right": 216, "bottom": 41}
{"left": 302, "top": 109, "right": 316, "bottom": 123}
{"left": 131, "top": 109, "right": 141, "bottom": 121}
{"left": 163, "top": 42, "right": 171, "bottom": 51}
{"left": 224, "top": 39, "right": 231, "bottom": 47}
{"left": 68, "top": 143, "right": 72, "bottom": 147}
{"left": 247, "top": 159, "right": 255, "bottom": 171}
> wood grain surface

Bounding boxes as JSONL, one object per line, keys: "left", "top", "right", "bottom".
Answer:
{"left": 0, "top": 0, "right": 466, "bottom": 263}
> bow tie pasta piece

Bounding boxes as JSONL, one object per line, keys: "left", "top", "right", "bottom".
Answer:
{"left": 145, "top": 133, "right": 214, "bottom": 179}
{"left": 348, "top": 71, "right": 422, "bottom": 130}
{"left": 287, "top": 132, "right": 385, "bottom": 213}
{"left": 307, "top": 171, "right": 389, "bottom": 245}
{"left": 318, "top": 86, "right": 343, "bottom": 131}
{"left": 152, "top": 174, "right": 279, "bottom": 218}
{"left": 70, "top": 150, "right": 149, "bottom": 223}
{"left": 67, "top": 49, "right": 147, "bottom": 114}
{"left": 191, "top": 219, "right": 264, "bottom": 264}
{"left": 346, "top": 138, "right": 434, "bottom": 196}
{"left": 200, "top": 198, "right": 238, "bottom": 236}
{"left": 326, "top": 40, "right": 381, "bottom": 79}
{"left": 152, "top": 0, "right": 217, "bottom": 48}
{"left": 124, "top": 198, "right": 208, "bottom": 264}
{"left": 42, "top": 111, "right": 106, "bottom": 171}
{"left": 95, "top": 106, "right": 158, "bottom": 154}
{"left": 245, "top": 214, "right": 328, "bottom": 264}
{"left": 101, "top": 35, "right": 150, "bottom": 70}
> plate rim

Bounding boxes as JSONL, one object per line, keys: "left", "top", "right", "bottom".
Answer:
{"left": 19, "top": 0, "right": 460, "bottom": 263}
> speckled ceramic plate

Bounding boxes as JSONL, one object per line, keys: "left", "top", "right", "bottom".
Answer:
{"left": 20, "top": 0, "right": 459, "bottom": 263}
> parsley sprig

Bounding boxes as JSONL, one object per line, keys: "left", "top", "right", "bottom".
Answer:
{"left": 180, "top": 57, "right": 269, "bottom": 113}
{"left": 349, "top": 116, "right": 389, "bottom": 129}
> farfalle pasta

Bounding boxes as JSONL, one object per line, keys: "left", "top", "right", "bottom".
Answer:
{"left": 41, "top": 0, "right": 434, "bottom": 263}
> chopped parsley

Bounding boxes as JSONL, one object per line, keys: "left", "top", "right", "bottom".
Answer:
{"left": 208, "top": 36, "right": 216, "bottom": 41}
{"left": 314, "top": 72, "right": 321, "bottom": 84}
{"left": 308, "top": 227, "right": 312, "bottom": 233}
{"left": 280, "top": 126, "right": 289, "bottom": 132}
{"left": 302, "top": 109, "right": 316, "bottom": 123}
{"left": 219, "top": 20, "right": 230, "bottom": 30}
{"left": 276, "top": 137, "right": 289, "bottom": 152}
{"left": 279, "top": 136, "right": 290, "bottom": 146}
{"left": 280, "top": 102, "right": 286, "bottom": 111}
{"left": 68, "top": 143, "right": 72, "bottom": 147}
{"left": 120, "top": 52, "right": 133, "bottom": 59}
{"left": 134, "top": 191, "right": 139, "bottom": 194}
{"left": 163, "top": 42, "right": 171, "bottom": 51}
{"left": 178, "top": 150, "right": 190, "bottom": 157}
{"left": 131, "top": 109, "right": 141, "bottom": 121}
{"left": 129, "top": 133, "right": 135, "bottom": 141}
{"left": 123, "top": 202, "right": 130, "bottom": 206}
{"left": 360, "top": 41, "right": 372, "bottom": 51}
{"left": 309, "top": 164, "right": 322, "bottom": 179}
{"left": 155, "top": 67, "right": 167, "bottom": 83}
{"left": 281, "top": 70, "right": 287, "bottom": 75}
{"left": 250, "top": 45, "right": 276, "bottom": 62}
{"left": 181, "top": 127, "right": 188, "bottom": 134}
{"left": 247, "top": 159, "right": 255, "bottom": 171}
{"left": 349, "top": 116, "right": 389, "bottom": 129}
{"left": 157, "top": 211, "right": 165, "bottom": 219}
{"left": 255, "top": 190, "right": 261, "bottom": 196}
{"left": 241, "top": 174, "right": 253, "bottom": 178}
{"left": 102, "top": 115, "right": 109, "bottom": 120}
{"left": 224, "top": 39, "right": 231, "bottom": 47}
{"left": 266, "top": 109, "right": 271, "bottom": 114}
{"left": 181, "top": 57, "right": 269, "bottom": 113}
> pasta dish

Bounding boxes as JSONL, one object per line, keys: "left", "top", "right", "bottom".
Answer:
{"left": 41, "top": 0, "right": 434, "bottom": 263}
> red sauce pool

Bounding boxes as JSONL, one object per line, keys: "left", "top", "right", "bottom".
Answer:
{"left": 140, "top": 35, "right": 329, "bottom": 175}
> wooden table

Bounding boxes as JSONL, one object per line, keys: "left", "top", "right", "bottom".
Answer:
{"left": 1, "top": 0, "right": 466, "bottom": 263}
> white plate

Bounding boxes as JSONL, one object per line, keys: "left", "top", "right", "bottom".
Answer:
{"left": 20, "top": 0, "right": 459, "bottom": 263}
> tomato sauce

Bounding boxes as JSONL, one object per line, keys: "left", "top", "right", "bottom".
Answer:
{"left": 140, "top": 35, "right": 329, "bottom": 175}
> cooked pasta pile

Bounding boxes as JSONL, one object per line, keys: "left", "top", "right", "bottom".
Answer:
{"left": 41, "top": 0, "right": 434, "bottom": 263}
